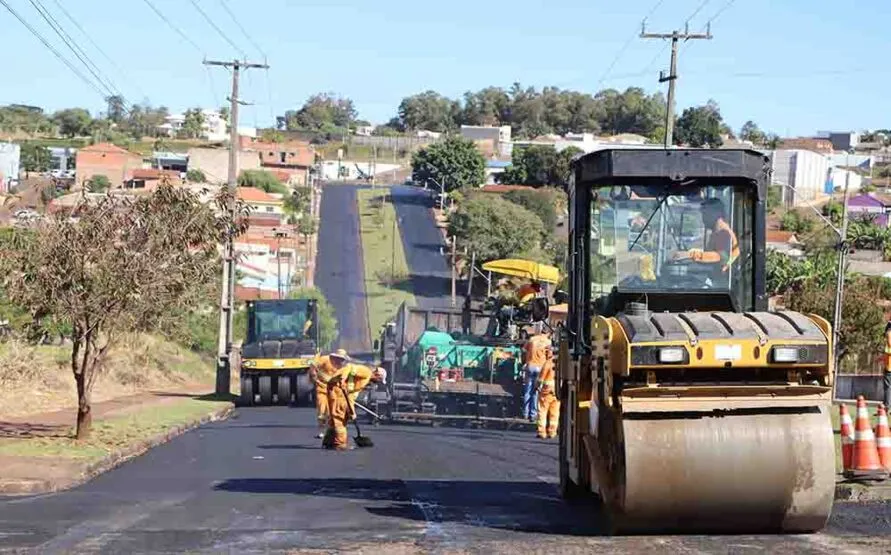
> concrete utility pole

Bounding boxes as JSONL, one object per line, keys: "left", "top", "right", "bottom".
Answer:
{"left": 640, "top": 23, "right": 712, "bottom": 148}
{"left": 204, "top": 58, "right": 269, "bottom": 396}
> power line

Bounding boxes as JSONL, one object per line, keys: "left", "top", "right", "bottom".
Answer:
{"left": 26, "top": 0, "right": 122, "bottom": 99}
{"left": 216, "top": 0, "right": 265, "bottom": 58}
{"left": 639, "top": 0, "right": 715, "bottom": 76}
{"left": 188, "top": 0, "right": 246, "bottom": 58}
{"left": 50, "top": 0, "right": 147, "bottom": 100}
{"left": 684, "top": 0, "right": 711, "bottom": 25}
{"left": 0, "top": 0, "right": 107, "bottom": 98}
{"left": 142, "top": 0, "right": 205, "bottom": 55}
{"left": 596, "top": 0, "right": 668, "bottom": 87}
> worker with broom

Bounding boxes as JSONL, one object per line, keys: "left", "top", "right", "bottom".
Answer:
{"left": 309, "top": 349, "right": 349, "bottom": 439}
{"left": 322, "top": 350, "right": 384, "bottom": 451}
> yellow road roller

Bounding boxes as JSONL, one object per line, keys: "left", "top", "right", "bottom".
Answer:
{"left": 558, "top": 148, "right": 835, "bottom": 533}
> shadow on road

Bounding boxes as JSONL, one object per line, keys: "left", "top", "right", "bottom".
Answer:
{"left": 213, "top": 478, "right": 608, "bottom": 536}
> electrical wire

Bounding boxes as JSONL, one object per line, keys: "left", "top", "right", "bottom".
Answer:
{"left": 0, "top": 0, "right": 107, "bottom": 98}
{"left": 49, "top": 0, "right": 146, "bottom": 100}
{"left": 26, "top": 0, "right": 122, "bottom": 99}
{"left": 596, "top": 0, "right": 668, "bottom": 87}
{"left": 188, "top": 0, "right": 246, "bottom": 58}
{"left": 216, "top": 0, "right": 265, "bottom": 58}
{"left": 142, "top": 0, "right": 205, "bottom": 55}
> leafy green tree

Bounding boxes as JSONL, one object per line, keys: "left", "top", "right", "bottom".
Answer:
{"left": 461, "top": 87, "right": 511, "bottom": 126}
{"left": 822, "top": 200, "right": 842, "bottom": 225}
{"left": 278, "top": 93, "right": 357, "bottom": 131}
{"left": 448, "top": 195, "right": 545, "bottom": 261}
{"left": 286, "top": 286, "right": 338, "bottom": 350}
{"left": 779, "top": 210, "right": 814, "bottom": 234}
{"left": 411, "top": 135, "right": 485, "bottom": 191}
{"left": 739, "top": 120, "right": 766, "bottom": 145}
{"left": 87, "top": 174, "right": 111, "bottom": 193}
{"left": 0, "top": 104, "right": 52, "bottom": 134}
{"left": 105, "top": 95, "right": 126, "bottom": 124}
{"left": 296, "top": 215, "right": 317, "bottom": 239}
{"left": 186, "top": 169, "right": 206, "bottom": 183}
{"left": 674, "top": 100, "right": 725, "bottom": 147}
{"left": 553, "top": 146, "right": 583, "bottom": 188}
{"left": 238, "top": 169, "right": 289, "bottom": 194}
{"left": 398, "top": 91, "right": 460, "bottom": 132}
{"left": 594, "top": 87, "right": 665, "bottom": 137}
{"left": 180, "top": 108, "right": 205, "bottom": 139}
{"left": 20, "top": 143, "right": 51, "bottom": 174}
{"left": 284, "top": 188, "right": 311, "bottom": 214}
{"left": 52, "top": 108, "right": 92, "bottom": 138}
{"left": 503, "top": 188, "right": 558, "bottom": 231}
{"left": 219, "top": 105, "right": 230, "bottom": 123}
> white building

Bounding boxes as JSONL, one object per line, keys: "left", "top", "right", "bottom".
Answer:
{"left": 158, "top": 109, "right": 228, "bottom": 141}
{"left": 354, "top": 125, "right": 375, "bottom": 137}
{"left": 0, "top": 143, "right": 21, "bottom": 192}
{"left": 768, "top": 149, "right": 862, "bottom": 207}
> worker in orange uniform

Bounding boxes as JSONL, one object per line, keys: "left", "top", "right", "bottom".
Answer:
{"left": 884, "top": 321, "right": 891, "bottom": 410}
{"left": 674, "top": 198, "right": 740, "bottom": 276}
{"left": 536, "top": 346, "right": 559, "bottom": 439}
{"left": 309, "top": 349, "right": 348, "bottom": 439}
{"left": 517, "top": 281, "right": 542, "bottom": 305}
{"left": 322, "top": 352, "right": 384, "bottom": 451}
{"left": 523, "top": 326, "right": 551, "bottom": 421}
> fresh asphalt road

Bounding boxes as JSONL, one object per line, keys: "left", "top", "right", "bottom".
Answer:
{"left": 390, "top": 185, "right": 452, "bottom": 309}
{"left": 1, "top": 406, "right": 890, "bottom": 554}
{"left": 315, "top": 183, "right": 370, "bottom": 354}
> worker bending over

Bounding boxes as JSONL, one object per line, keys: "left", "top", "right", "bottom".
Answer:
{"left": 322, "top": 351, "right": 383, "bottom": 451}
{"left": 309, "top": 349, "right": 348, "bottom": 439}
{"left": 536, "top": 346, "right": 559, "bottom": 439}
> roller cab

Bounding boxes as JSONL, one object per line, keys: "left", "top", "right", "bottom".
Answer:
{"left": 558, "top": 148, "right": 835, "bottom": 533}
{"left": 239, "top": 299, "right": 320, "bottom": 406}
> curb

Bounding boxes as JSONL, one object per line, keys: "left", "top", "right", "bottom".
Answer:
{"left": 835, "top": 480, "right": 891, "bottom": 502}
{"left": 0, "top": 403, "right": 234, "bottom": 496}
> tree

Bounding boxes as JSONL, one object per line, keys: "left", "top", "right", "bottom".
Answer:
{"left": 595, "top": 87, "right": 665, "bottom": 137}
{"left": 186, "top": 169, "right": 206, "bottom": 183}
{"left": 296, "top": 215, "right": 317, "bottom": 239}
{"left": 397, "top": 91, "right": 460, "bottom": 132}
{"left": 552, "top": 146, "right": 583, "bottom": 188}
{"left": 284, "top": 188, "right": 311, "bottom": 215}
{"left": 105, "top": 95, "right": 126, "bottom": 124}
{"left": 52, "top": 108, "right": 92, "bottom": 138}
{"left": 411, "top": 135, "right": 485, "bottom": 191}
{"left": 780, "top": 210, "right": 814, "bottom": 234}
{"left": 180, "top": 108, "right": 205, "bottom": 139}
{"left": 219, "top": 106, "right": 230, "bottom": 124}
{"left": 0, "top": 104, "right": 52, "bottom": 134}
{"left": 87, "top": 174, "right": 111, "bottom": 193}
{"left": 822, "top": 199, "right": 843, "bottom": 225}
{"left": 503, "top": 188, "right": 558, "bottom": 232}
{"left": 448, "top": 195, "right": 545, "bottom": 261}
{"left": 739, "top": 120, "right": 766, "bottom": 145}
{"left": 278, "top": 93, "right": 357, "bottom": 132}
{"left": 0, "top": 184, "right": 245, "bottom": 438}
{"left": 674, "top": 100, "right": 725, "bottom": 147}
{"left": 20, "top": 143, "right": 51, "bottom": 174}
{"left": 286, "top": 286, "right": 338, "bottom": 350}
{"left": 499, "top": 145, "right": 582, "bottom": 187}
{"left": 238, "top": 169, "right": 289, "bottom": 194}
{"left": 461, "top": 87, "right": 511, "bottom": 126}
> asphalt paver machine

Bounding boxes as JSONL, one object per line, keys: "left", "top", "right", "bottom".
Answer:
{"left": 558, "top": 148, "right": 835, "bottom": 533}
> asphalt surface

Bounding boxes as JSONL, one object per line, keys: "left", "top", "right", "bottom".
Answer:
{"left": 1, "top": 406, "right": 889, "bottom": 554}
{"left": 390, "top": 185, "right": 452, "bottom": 309}
{"left": 315, "top": 183, "right": 371, "bottom": 354}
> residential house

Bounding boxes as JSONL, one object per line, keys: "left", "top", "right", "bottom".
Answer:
{"left": 461, "top": 125, "right": 512, "bottom": 157}
{"left": 354, "top": 125, "right": 375, "bottom": 137}
{"left": 237, "top": 186, "right": 284, "bottom": 227}
{"left": 74, "top": 143, "right": 143, "bottom": 190}
{"left": 158, "top": 109, "right": 227, "bottom": 141}
{"left": 125, "top": 168, "right": 183, "bottom": 191}
{"left": 847, "top": 192, "right": 891, "bottom": 227}
{"left": 234, "top": 230, "right": 305, "bottom": 299}
{"left": 816, "top": 131, "right": 860, "bottom": 152}
{"left": 250, "top": 140, "right": 315, "bottom": 187}
{"left": 152, "top": 151, "right": 188, "bottom": 172}
{"left": 484, "top": 160, "right": 510, "bottom": 185}
{"left": 187, "top": 146, "right": 261, "bottom": 184}
{"left": 0, "top": 142, "right": 21, "bottom": 193}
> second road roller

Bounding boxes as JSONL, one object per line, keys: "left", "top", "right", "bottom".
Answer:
{"left": 557, "top": 148, "right": 835, "bottom": 533}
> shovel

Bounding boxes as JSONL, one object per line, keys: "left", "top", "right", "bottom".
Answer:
{"left": 342, "top": 384, "right": 374, "bottom": 448}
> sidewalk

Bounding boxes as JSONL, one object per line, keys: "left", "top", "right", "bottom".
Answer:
{"left": 0, "top": 385, "right": 232, "bottom": 494}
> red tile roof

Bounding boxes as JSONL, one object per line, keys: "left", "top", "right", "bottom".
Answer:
{"left": 79, "top": 142, "right": 140, "bottom": 156}
{"left": 236, "top": 187, "right": 279, "bottom": 203}
{"left": 767, "top": 230, "right": 799, "bottom": 244}
{"left": 131, "top": 168, "right": 180, "bottom": 180}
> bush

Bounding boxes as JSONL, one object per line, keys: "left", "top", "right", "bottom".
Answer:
{"left": 780, "top": 210, "right": 814, "bottom": 233}
{"left": 448, "top": 195, "right": 545, "bottom": 261}
{"left": 238, "top": 169, "right": 289, "bottom": 194}
{"left": 767, "top": 186, "right": 782, "bottom": 213}
{"left": 186, "top": 169, "right": 206, "bottom": 183}
{"left": 503, "top": 188, "right": 558, "bottom": 231}
{"left": 87, "top": 174, "right": 110, "bottom": 193}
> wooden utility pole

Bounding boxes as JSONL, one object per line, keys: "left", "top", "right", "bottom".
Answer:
{"left": 450, "top": 236, "right": 457, "bottom": 307}
{"left": 640, "top": 23, "right": 712, "bottom": 147}
{"left": 204, "top": 58, "right": 269, "bottom": 396}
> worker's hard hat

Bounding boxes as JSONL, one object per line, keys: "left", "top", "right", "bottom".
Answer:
{"left": 330, "top": 349, "right": 350, "bottom": 361}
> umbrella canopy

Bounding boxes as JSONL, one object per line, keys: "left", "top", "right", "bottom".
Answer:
{"left": 481, "top": 259, "right": 561, "bottom": 284}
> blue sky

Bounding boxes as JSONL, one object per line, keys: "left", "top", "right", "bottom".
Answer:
{"left": 1, "top": 0, "right": 887, "bottom": 137}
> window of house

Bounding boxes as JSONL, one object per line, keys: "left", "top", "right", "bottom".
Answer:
{"left": 280, "top": 152, "right": 287, "bottom": 164}
{"left": 266, "top": 206, "right": 274, "bottom": 213}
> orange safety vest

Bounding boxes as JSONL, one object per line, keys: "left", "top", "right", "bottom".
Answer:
{"left": 709, "top": 219, "right": 740, "bottom": 273}
{"left": 538, "top": 360, "right": 556, "bottom": 394}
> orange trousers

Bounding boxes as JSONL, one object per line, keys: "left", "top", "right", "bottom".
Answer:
{"left": 537, "top": 392, "right": 559, "bottom": 438}
{"left": 314, "top": 386, "right": 329, "bottom": 430}
{"left": 322, "top": 386, "right": 350, "bottom": 450}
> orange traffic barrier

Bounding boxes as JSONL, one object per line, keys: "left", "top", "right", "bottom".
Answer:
{"left": 839, "top": 403, "right": 855, "bottom": 471}
{"left": 876, "top": 404, "right": 891, "bottom": 471}
{"left": 844, "top": 396, "right": 889, "bottom": 480}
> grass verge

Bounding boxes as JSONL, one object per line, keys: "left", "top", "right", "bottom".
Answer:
{"left": 0, "top": 396, "right": 231, "bottom": 461}
{"left": 357, "top": 187, "right": 416, "bottom": 338}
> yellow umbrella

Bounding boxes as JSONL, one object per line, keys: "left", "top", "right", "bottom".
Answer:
{"left": 481, "top": 259, "right": 561, "bottom": 284}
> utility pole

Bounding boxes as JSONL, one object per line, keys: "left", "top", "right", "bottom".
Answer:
{"left": 205, "top": 58, "right": 269, "bottom": 396}
{"left": 640, "top": 23, "right": 712, "bottom": 148}
{"left": 451, "top": 235, "right": 457, "bottom": 307}
{"left": 831, "top": 150, "right": 854, "bottom": 386}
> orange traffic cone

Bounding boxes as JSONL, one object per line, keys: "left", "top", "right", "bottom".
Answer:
{"left": 844, "top": 396, "right": 889, "bottom": 480}
{"left": 876, "top": 404, "right": 891, "bottom": 471}
{"left": 839, "top": 403, "right": 855, "bottom": 471}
